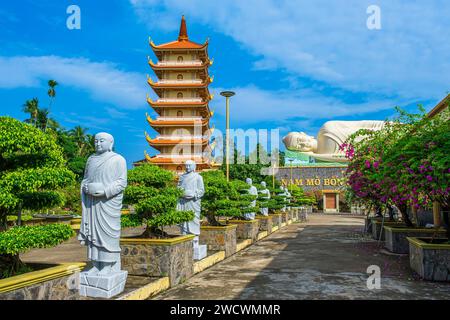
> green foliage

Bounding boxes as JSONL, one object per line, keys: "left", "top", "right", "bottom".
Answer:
{"left": 0, "top": 224, "right": 74, "bottom": 255}
{"left": 124, "top": 164, "right": 193, "bottom": 232}
{"left": 201, "top": 171, "right": 258, "bottom": 221}
{"left": 121, "top": 214, "right": 144, "bottom": 228}
{"left": 0, "top": 117, "right": 75, "bottom": 220}
{"left": 289, "top": 184, "right": 316, "bottom": 206}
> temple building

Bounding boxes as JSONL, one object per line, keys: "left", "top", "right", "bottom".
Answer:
{"left": 144, "top": 16, "right": 214, "bottom": 173}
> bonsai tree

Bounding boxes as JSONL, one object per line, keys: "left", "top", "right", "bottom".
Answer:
{"left": 0, "top": 117, "right": 75, "bottom": 277}
{"left": 123, "top": 164, "right": 194, "bottom": 238}
{"left": 201, "top": 171, "right": 258, "bottom": 225}
{"left": 266, "top": 185, "right": 289, "bottom": 214}
{"left": 289, "top": 184, "right": 316, "bottom": 207}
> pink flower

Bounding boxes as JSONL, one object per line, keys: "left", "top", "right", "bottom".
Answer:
{"left": 373, "top": 161, "right": 379, "bottom": 169}
{"left": 426, "top": 176, "right": 433, "bottom": 182}
{"left": 365, "top": 160, "right": 371, "bottom": 169}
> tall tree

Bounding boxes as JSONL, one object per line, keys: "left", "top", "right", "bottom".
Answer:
{"left": 22, "top": 98, "right": 39, "bottom": 127}
{"left": 47, "top": 80, "right": 58, "bottom": 111}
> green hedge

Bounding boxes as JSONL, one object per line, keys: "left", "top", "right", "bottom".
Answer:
{"left": 0, "top": 224, "right": 75, "bottom": 255}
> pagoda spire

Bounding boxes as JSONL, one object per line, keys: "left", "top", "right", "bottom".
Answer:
{"left": 178, "top": 15, "right": 188, "bottom": 41}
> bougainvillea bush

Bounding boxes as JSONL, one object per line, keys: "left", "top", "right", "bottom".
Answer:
{"left": 343, "top": 105, "right": 449, "bottom": 233}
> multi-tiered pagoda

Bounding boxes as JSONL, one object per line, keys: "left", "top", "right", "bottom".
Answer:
{"left": 144, "top": 16, "right": 214, "bottom": 173}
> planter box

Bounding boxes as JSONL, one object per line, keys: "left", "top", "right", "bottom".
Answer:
{"left": 281, "top": 212, "right": 290, "bottom": 225}
{"left": 290, "top": 208, "right": 299, "bottom": 222}
{"left": 200, "top": 225, "right": 237, "bottom": 258}
{"left": 255, "top": 215, "right": 273, "bottom": 234}
{"left": 120, "top": 235, "right": 195, "bottom": 287}
{"left": 0, "top": 263, "right": 86, "bottom": 300}
{"left": 226, "top": 219, "right": 259, "bottom": 242}
{"left": 407, "top": 237, "right": 450, "bottom": 281}
{"left": 269, "top": 213, "right": 282, "bottom": 229}
{"left": 371, "top": 218, "right": 403, "bottom": 241}
{"left": 384, "top": 226, "right": 447, "bottom": 254}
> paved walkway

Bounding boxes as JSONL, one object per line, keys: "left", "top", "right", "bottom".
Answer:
{"left": 154, "top": 214, "right": 450, "bottom": 300}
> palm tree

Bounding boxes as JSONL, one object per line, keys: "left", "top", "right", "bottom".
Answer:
{"left": 47, "top": 80, "right": 58, "bottom": 110}
{"left": 22, "top": 98, "right": 39, "bottom": 127}
{"left": 70, "top": 125, "right": 88, "bottom": 156}
{"left": 36, "top": 108, "right": 50, "bottom": 132}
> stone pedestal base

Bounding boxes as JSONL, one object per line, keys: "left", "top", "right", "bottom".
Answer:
{"left": 194, "top": 244, "right": 207, "bottom": 260}
{"left": 79, "top": 271, "right": 127, "bottom": 299}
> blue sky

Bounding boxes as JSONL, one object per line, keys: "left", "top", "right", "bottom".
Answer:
{"left": 1, "top": 0, "right": 449, "bottom": 167}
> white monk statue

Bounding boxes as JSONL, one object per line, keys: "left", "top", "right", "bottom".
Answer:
{"left": 78, "top": 132, "right": 128, "bottom": 298}
{"left": 177, "top": 160, "right": 207, "bottom": 260}
{"left": 259, "top": 181, "right": 271, "bottom": 216}
{"left": 279, "top": 186, "right": 290, "bottom": 212}
{"left": 244, "top": 178, "right": 258, "bottom": 220}
{"left": 282, "top": 120, "right": 386, "bottom": 162}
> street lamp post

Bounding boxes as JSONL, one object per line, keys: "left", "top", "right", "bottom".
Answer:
{"left": 220, "top": 91, "right": 235, "bottom": 182}
{"left": 289, "top": 159, "right": 294, "bottom": 192}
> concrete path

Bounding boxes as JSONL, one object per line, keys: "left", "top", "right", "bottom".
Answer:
{"left": 154, "top": 214, "right": 450, "bottom": 300}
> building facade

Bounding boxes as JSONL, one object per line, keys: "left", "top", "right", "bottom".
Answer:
{"left": 144, "top": 16, "right": 214, "bottom": 173}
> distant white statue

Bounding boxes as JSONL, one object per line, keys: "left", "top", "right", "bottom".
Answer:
{"left": 78, "top": 132, "right": 128, "bottom": 298}
{"left": 279, "top": 186, "right": 291, "bottom": 212}
{"left": 259, "top": 181, "right": 270, "bottom": 216}
{"left": 177, "top": 160, "right": 207, "bottom": 260}
{"left": 244, "top": 178, "right": 258, "bottom": 220}
{"left": 283, "top": 120, "right": 386, "bottom": 162}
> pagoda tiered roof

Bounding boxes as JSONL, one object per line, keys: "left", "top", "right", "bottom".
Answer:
{"left": 149, "top": 16, "right": 209, "bottom": 61}
{"left": 146, "top": 113, "right": 210, "bottom": 127}
{"left": 145, "top": 132, "right": 210, "bottom": 148}
{"left": 144, "top": 151, "right": 212, "bottom": 165}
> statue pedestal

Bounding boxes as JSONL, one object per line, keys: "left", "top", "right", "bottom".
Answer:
{"left": 79, "top": 271, "right": 127, "bottom": 299}
{"left": 194, "top": 244, "right": 207, "bottom": 260}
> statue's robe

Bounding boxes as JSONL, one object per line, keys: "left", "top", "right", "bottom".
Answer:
{"left": 317, "top": 120, "right": 386, "bottom": 154}
{"left": 177, "top": 171, "right": 205, "bottom": 236}
{"left": 279, "top": 190, "right": 291, "bottom": 212}
{"left": 259, "top": 188, "right": 271, "bottom": 216}
{"left": 244, "top": 185, "right": 258, "bottom": 220}
{"left": 78, "top": 152, "right": 127, "bottom": 263}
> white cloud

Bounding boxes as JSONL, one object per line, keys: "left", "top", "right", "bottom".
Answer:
{"left": 209, "top": 85, "right": 407, "bottom": 127}
{"left": 130, "top": 0, "right": 450, "bottom": 100}
{"left": 0, "top": 55, "right": 147, "bottom": 109}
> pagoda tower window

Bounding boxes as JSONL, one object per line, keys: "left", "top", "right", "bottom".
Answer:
{"left": 177, "top": 56, "right": 183, "bottom": 62}
{"left": 177, "top": 92, "right": 183, "bottom": 99}
{"left": 177, "top": 110, "right": 183, "bottom": 117}
{"left": 177, "top": 74, "right": 183, "bottom": 81}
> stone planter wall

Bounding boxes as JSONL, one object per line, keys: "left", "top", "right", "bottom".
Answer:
{"left": 281, "top": 212, "right": 289, "bottom": 225}
{"left": 371, "top": 219, "right": 404, "bottom": 241}
{"left": 200, "top": 225, "right": 237, "bottom": 257}
{"left": 256, "top": 216, "right": 273, "bottom": 234}
{"left": 291, "top": 208, "right": 299, "bottom": 222}
{"left": 384, "top": 226, "right": 447, "bottom": 254}
{"left": 121, "top": 235, "right": 195, "bottom": 287}
{"left": 408, "top": 237, "right": 450, "bottom": 281}
{"left": 226, "top": 219, "right": 259, "bottom": 242}
{"left": 0, "top": 263, "right": 86, "bottom": 300}
{"left": 270, "top": 214, "right": 282, "bottom": 229}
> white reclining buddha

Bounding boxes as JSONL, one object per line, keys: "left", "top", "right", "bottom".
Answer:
{"left": 282, "top": 120, "right": 386, "bottom": 163}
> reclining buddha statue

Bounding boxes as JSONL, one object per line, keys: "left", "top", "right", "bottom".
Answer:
{"left": 282, "top": 120, "right": 386, "bottom": 163}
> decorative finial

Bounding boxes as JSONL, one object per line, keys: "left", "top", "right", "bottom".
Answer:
{"left": 178, "top": 15, "right": 188, "bottom": 41}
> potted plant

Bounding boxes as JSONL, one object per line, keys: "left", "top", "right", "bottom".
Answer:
{"left": 119, "top": 164, "right": 195, "bottom": 286}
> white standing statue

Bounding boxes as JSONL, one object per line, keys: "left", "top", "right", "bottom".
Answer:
{"left": 279, "top": 186, "right": 291, "bottom": 212}
{"left": 259, "top": 181, "right": 271, "bottom": 216}
{"left": 177, "top": 160, "right": 207, "bottom": 260}
{"left": 283, "top": 120, "right": 386, "bottom": 162}
{"left": 244, "top": 178, "right": 258, "bottom": 220}
{"left": 78, "top": 132, "right": 128, "bottom": 298}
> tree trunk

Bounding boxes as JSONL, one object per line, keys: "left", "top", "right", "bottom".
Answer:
{"left": 141, "top": 225, "right": 169, "bottom": 239}
{"left": 206, "top": 214, "right": 225, "bottom": 226}
{"left": 388, "top": 205, "right": 395, "bottom": 221}
{"left": 0, "top": 254, "right": 23, "bottom": 279}
{"left": 399, "top": 204, "right": 414, "bottom": 227}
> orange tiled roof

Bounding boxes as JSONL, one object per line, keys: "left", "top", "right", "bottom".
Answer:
{"left": 149, "top": 16, "right": 208, "bottom": 51}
